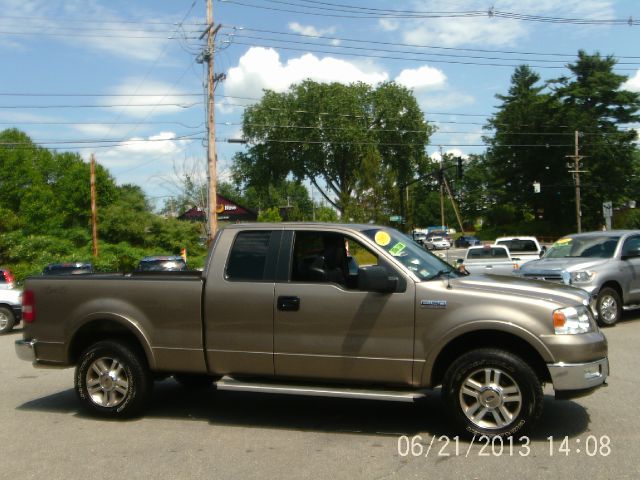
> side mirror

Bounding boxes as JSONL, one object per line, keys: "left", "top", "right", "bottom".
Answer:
{"left": 456, "top": 258, "right": 464, "bottom": 265}
{"left": 357, "top": 265, "right": 397, "bottom": 293}
{"left": 539, "top": 246, "right": 547, "bottom": 258}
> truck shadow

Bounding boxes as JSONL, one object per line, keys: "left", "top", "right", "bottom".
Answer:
{"left": 17, "top": 381, "right": 591, "bottom": 440}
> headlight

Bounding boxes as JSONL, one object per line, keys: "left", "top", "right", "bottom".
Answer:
{"left": 553, "top": 306, "right": 594, "bottom": 334}
{"left": 570, "top": 270, "right": 596, "bottom": 284}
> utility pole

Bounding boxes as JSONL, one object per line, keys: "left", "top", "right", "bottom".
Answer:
{"left": 203, "top": 0, "right": 223, "bottom": 242}
{"left": 89, "top": 154, "right": 98, "bottom": 257}
{"left": 566, "top": 130, "right": 586, "bottom": 233}
{"left": 439, "top": 146, "right": 445, "bottom": 227}
{"left": 442, "top": 174, "right": 464, "bottom": 234}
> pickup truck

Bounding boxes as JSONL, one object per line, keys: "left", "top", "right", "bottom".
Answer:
{"left": 495, "top": 236, "right": 545, "bottom": 265}
{"left": 518, "top": 230, "right": 640, "bottom": 326}
{"left": 16, "top": 223, "right": 609, "bottom": 438}
{"left": 458, "top": 245, "right": 519, "bottom": 276}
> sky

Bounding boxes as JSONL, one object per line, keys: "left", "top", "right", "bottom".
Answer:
{"left": 1, "top": 0, "right": 639, "bottom": 210}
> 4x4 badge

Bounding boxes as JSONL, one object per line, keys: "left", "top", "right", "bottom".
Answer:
{"left": 420, "top": 300, "right": 447, "bottom": 309}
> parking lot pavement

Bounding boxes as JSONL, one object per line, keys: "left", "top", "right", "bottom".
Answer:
{"left": 2, "top": 313, "right": 640, "bottom": 480}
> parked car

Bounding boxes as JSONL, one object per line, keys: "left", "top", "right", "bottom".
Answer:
{"left": 136, "top": 256, "right": 187, "bottom": 272}
{"left": 0, "top": 268, "right": 16, "bottom": 289}
{"left": 454, "top": 235, "right": 481, "bottom": 248}
{"left": 43, "top": 263, "right": 94, "bottom": 276}
{"left": 458, "top": 245, "right": 519, "bottom": 276}
{"left": 424, "top": 236, "right": 451, "bottom": 250}
{"left": 0, "top": 288, "right": 22, "bottom": 334}
{"left": 495, "top": 236, "right": 546, "bottom": 265}
{"left": 412, "top": 231, "right": 427, "bottom": 246}
{"left": 517, "top": 230, "right": 639, "bottom": 326}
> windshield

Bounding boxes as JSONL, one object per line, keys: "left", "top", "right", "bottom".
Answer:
{"left": 545, "top": 235, "right": 620, "bottom": 259}
{"left": 362, "top": 228, "right": 458, "bottom": 280}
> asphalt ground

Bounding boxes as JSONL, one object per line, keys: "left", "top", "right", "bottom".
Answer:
{"left": 2, "top": 311, "right": 639, "bottom": 480}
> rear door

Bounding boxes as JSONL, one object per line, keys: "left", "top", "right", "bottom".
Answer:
{"left": 273, "top": 229, "right": 415, "bottom": 386}
{"left": 204, "top": 229, "right": 281, "bottom": 376}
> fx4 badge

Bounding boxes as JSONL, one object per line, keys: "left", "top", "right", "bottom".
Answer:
{"left": 420, "top": 300, "right": 447, "bottom": 309}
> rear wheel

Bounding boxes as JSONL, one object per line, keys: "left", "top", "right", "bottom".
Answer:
{"left": 442, "top": 349, "right": 543, "bottom": 438}
{"left": 0, "top": 306, "right": 15, "bottom": 334}
{"left": 75, "top": 340, "right": 153, "bottom": 418}
{"left": 596, "top": 287, "right": 621, "bottom": 327}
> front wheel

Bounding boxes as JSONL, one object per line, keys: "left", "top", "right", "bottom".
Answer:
{"left": 596, "top": 287, "right": 621, "bottom": 327}
{"left": 0, "top": 306, "right": 15, "bottom": 334}
{"left": 441, "top": 349, "right": 543, "bottom": 438}
{"left": 75, "top": 340, "right": 153, "bottom": 418}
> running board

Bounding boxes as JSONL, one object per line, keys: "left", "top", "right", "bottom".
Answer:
{"left": 623, "top": 304, "right": 640, "bottom": 311}
{"left": 215, "top": 377, "right": 427, "bottom": 402}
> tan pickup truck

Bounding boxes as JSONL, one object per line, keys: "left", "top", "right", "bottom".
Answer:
{"left": 16, "top": 223, "right": 608, "bottom": 437}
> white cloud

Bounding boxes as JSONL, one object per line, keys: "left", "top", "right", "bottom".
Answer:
{"left": 102, "top": 78, "right": 193, "bottom": 119}
{"left": 395, "top": 66, "right": 447, "bottom": 91}
{"left": 378, "top": 19, "right": 400, "bottom": 32}
{"left": 0, "top": 0, "right": 174, "bottom": 61}
{"left": 430, "top": 148, "right": 468, "bottom": 162}
{"left": 395, "top": 0, "right": 615, "bottom": 48}
{"left": 288, "top": 22, "right": 335, "bottom": 38}
{"left": 221, "top": 47, "right": 389, "bottom": 108}
{"left": 623, "top": 70, "right": 640, "bottom": 92}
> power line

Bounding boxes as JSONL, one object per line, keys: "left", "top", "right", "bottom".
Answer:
{"left": 225, "top": 39, "right": 639, "bottom": 70}
{"left": 222, "top": 0, "right": 640, "bottom": 25}
{"left": 0, "top": 103, "right": 200, "bottom": 109}
{"left": 225, "top": 26, "right": 640, "bottom": 59}
{"left": 0, "top": 15, "right": 205, "bottom": 26}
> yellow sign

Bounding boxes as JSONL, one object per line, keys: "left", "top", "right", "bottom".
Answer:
{"left": 374, "top": 231, "right": 391, "bottom": 246}
{"left": 215, "top": 203, "right": 224, "bottom": 214}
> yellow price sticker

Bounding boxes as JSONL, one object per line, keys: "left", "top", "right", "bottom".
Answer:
{"left": 375, "top": 231, "right": 391, "bottom": 246}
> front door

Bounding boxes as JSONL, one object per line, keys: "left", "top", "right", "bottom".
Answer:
{"left": 274, "top": 230, "right": 415, "bottom": 385}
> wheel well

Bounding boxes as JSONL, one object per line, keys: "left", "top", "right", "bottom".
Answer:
{"left": 68, "top": 319, "right": 149, "bottom": 366}
{"left": 430, "top": 330, "right": 550, "bottom": 387}
{"left": 599, "top": 281, "right": 623, "bottom": 302}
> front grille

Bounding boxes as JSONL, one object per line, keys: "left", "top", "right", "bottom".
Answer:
{"left": 523, "top": 273, "right": 563, "bottom": 282}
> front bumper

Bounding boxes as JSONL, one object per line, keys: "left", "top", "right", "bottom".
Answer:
{"left": 548, "top": 357, "right": 609, "bottom": 396}
{"left": 15, "top": 339, "right": 36, "bottom": 362}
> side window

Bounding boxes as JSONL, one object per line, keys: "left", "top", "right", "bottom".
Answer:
{"left": 622, "top": 236, "right": 640, "bottom": 256}
{"left": 290, "top": 231, "right": 378, "bottom": 287}
{"left": 226, "top": 231, "right": 272, "bottom": 281}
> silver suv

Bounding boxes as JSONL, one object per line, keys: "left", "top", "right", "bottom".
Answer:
{"left": 517, "top": 230, "right": 640, "bottom": 326}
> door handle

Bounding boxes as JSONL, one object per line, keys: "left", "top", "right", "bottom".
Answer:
{"left": 277, "top": 296, "right": 300, "bottom": 311}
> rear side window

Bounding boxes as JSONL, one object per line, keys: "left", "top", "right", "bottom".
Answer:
{"left": 497, "top": 239, "right": 537, "bottom": 252}
{"left": 226, "top": 231, "right": 272, "bottom": 281}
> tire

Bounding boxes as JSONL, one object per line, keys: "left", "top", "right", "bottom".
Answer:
{"left": 173, "top": 373, "right": 219, "bottom": 389}
{"left": 0, "top": 306, "right": 15, "bottom": 334}
{"left": 75, "top": 340, "right": 153, "bottom": 418}
{"left": 441, "top": 348, "right": 543, "bottom": 438}
{"left": 596, "top": 287, "right": 621, "bottom": 327}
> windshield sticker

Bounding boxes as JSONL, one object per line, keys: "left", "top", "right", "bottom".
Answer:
{"left": 374, "top": 231, "right": 391, "bottom": 246}
{"left": 389, "top": 242, "right": 406, "bottom": 256}
{"left": 555, "top": 237, "right": 572, "bottom": 245}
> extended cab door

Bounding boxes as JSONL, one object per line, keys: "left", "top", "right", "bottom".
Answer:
{"left": 273, "top": 229, "right": 415, "bottom": 385}
{"left": 203, "top": 229, "right": 282, "bottom": 376}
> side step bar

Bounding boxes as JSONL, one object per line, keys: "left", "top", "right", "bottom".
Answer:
{"left": 215, "top": 377, "right": 427, "bottom": 403}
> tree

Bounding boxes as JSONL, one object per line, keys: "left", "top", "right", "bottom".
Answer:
{"left": 552, "top": 51, "right": 640, "bottom": 230}
{"left": 234, "top": 80, "right": 432, "bottom": 222}
{"left": 484, "top": 66, "right": 569, "bottom": 229}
